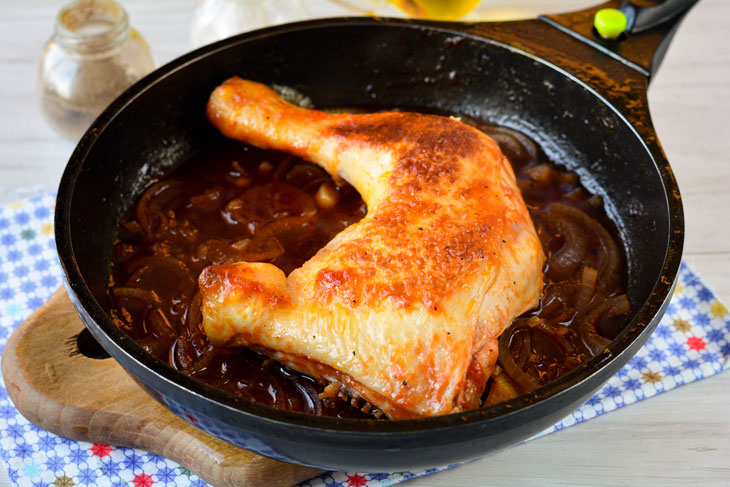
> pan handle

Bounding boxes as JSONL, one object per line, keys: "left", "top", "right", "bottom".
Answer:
{"left": 539, "top": 0, "right": 700, "bottom": 80}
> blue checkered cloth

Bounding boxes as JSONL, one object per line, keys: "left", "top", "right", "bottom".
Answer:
{"left": 1, "top": 191, "right": 728, "bottom": 487}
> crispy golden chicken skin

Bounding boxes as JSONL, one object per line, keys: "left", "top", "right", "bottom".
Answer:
{"left": 200, "top": 77, "right": 544, "bottom": 417}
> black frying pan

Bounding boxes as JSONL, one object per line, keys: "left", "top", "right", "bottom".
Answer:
{"left": 55, "top": 0, "right": 691, "bottom": 472}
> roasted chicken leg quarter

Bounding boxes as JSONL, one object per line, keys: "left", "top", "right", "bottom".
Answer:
{"left": 200, "top": 77, "right": 545, "bottom": 418}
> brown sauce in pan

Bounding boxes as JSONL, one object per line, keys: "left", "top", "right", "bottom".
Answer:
{"left": 107, "top": 118, "right": 629, "bottom": 418}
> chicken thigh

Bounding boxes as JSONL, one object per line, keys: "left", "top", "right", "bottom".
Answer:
{"left": 200, "top": 77, "right": 544, "bottom": 417}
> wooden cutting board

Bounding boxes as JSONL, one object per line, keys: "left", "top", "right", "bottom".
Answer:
{"left": 0, "top": 288, "right": 322, "bottom": 487}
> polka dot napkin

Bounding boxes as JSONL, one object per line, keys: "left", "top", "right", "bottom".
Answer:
{"left": 1, "top": 191, "right": 729, "bottom": 487}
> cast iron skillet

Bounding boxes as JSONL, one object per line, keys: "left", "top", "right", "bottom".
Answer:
{"left": 56, "top": 0, "right": 692, "bottom": 471}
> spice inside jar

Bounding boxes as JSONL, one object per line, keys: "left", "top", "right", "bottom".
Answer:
{"left": 37, "top": 0, "right": 155, "bottom": 141}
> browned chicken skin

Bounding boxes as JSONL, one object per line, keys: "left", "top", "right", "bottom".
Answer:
{"left": 199, "top": 77, "right": 544, "bottom": 417}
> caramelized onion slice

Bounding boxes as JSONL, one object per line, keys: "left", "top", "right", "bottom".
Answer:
{"left": 136, "top": 180, "right": 187, "bottom": 235}
{"left": 272, "top": 155, "right": 297, "bottom": 181}
{"left": 539, "top": 282, "right": 572, "bottom": 318}
{"left": 183, "top": 346, "right": 216, "bottom": 376}
{"left": 575, "top": 266, "right": 598, "bottom": 315}
{"left": 285, "top": 164, "right": 329, "bottom": 189}
{"left": 484, "top": 126, "right": 538, "bottom": 163}
{"left": 145, "top": 308, "right": 176, "bottom": 342}
{"left": 498, "top": 322, "right": 542, "bottom": 393}
{"left": 182, "top": 292, "right": 202, "bottom": 335}
{"left": 511, "top": 326, "right": 532, "bottom": 369}
{"left": 531, "top": 322, "right": 575, "bottom": 354}
{"left": 170, "top": 336, "right": 192, "bottom": 370}
{"left": 607, "top": 294, "right": 631, "bottom": 316}
{"left": 110, "top": 287, "right": 161, "bottom": 330}
{"left": 576, "top": 294, "right": 631, "bottom": 355}
{"left": 536, "top": 209, "right": 588, "bottom": 280}
{"left": 293, "top": 380, "right": 323, "bottom": 415}
{"left": 189, "top": 186, "right": 225, "bottom": 212}
{"left": 550, "top": 203, "right": 621, "bottom": 291}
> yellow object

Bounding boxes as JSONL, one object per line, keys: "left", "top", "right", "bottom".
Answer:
{"left": 594, "top": 8, "right": 628, "bottom": 40}
{"left": 389, "top": 0, "right": 481, "bottom": 20}
{"left": 710, "top": 301, "right": 728, "bottom": 318}
{"left": 315, "top": 182, "right": 340, "bottom": 209}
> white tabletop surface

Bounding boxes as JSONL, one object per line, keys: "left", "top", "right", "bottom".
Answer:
{"left": 1, "top": 1, "right": 729, "bottom": 486}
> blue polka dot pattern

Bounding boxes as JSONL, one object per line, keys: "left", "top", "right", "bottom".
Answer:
{"left": 0, "top": 192, "right": 728, "bottom": 487}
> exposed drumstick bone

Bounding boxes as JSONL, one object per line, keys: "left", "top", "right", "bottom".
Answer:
{"left": 200, "top": 77, "right": 544, "bottom": 417}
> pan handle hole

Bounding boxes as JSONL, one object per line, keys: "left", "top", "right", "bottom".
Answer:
{"left": 76, "top": 328, "right": 111, "bottom": 360}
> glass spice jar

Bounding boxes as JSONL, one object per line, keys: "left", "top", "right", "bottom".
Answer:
{"left": 37, "top": 0, "right": 155, "bottom": 141}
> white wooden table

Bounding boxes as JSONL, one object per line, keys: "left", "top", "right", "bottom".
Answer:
{"left": 1, "top": 1, "right": 728, "bottom": 486}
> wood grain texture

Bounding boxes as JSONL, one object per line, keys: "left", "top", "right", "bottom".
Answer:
{"left": 0, "top": 1, "right": 728, "bottom": 486}
{"left": 0, "top": 289, "right": 321, "bottom": 487}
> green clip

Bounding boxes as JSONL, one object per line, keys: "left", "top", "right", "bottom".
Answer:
{"left": 594, "top": 8, "right": 628, "bottom": 40}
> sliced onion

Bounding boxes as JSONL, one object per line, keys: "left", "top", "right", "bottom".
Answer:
{"left": 550, "top": 203, "right": 621, "bottom": 291}
{"left": 538, "top": 326, "right": 575, "bottom": 355}
{"left": 295, "top": 380, "right": 323, "bottom": 416}
{"left": 188, "top": 186, "right": 225, "bottom": 212}
{"left": 135, "top": 181, "right": 186, "bottom": 235}
{"left": 575, "top": 294, "right": 629, "bottom": 355}
{"left": 498, "top": 323, "right": 542, "bottom": 393}
{"left": 169, "top": 336, "right": 192, "bottom": 370}
{"left": 260, "top": 360, "right": 287, "bottom": 409}
{"left": 183, "top": 345, "right": 216, "bottom": 376}
{"left": 537, "top": 210, "right": 588, "bottom": 280}
{"left": 145, "top": 308, "right": 175, "bottom": 342}
{"left": 183, "top": 292, "right": 202, "bottom": 335}
{"left": 484, "top": 126, "right": 538, "bottom": 162}
{"left": 605, "top": 294, "right": 631, "bottom": 317}
{"left": 524, "top": 164, "right": 553, "bottom": 184}
{"left": 272, "top": 155, "right": 297, "bottom": 181}
{"left": 528, "top": 316, "right": 569, "bottom": 337}
{"left": 575, "top": 266, "right": 598, "bottom": 315}
{"left": 285, "top": 164, "right": 329, "bottom": 189}
{"left": 539, "top": 285, "right": 565, "bottom": 317}
{"left": 110, "top": 287, "right": 161, "bottom": 331}
{"left": 510, "top": 326, "right": 531, "bottom": 369}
